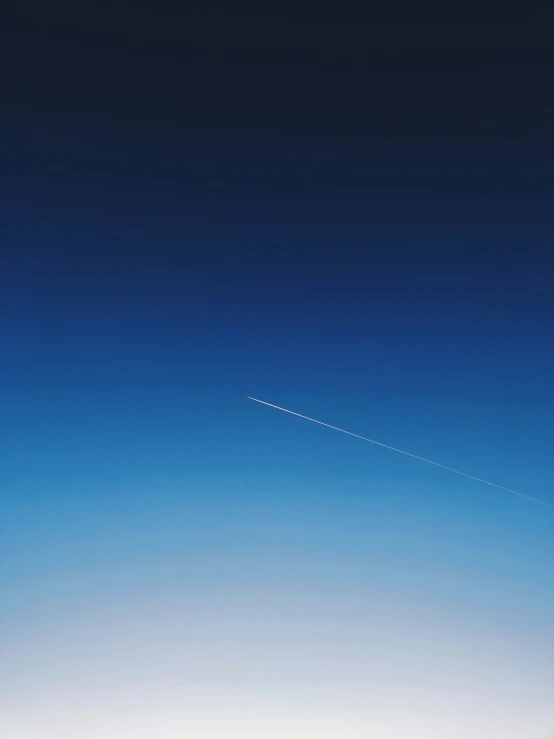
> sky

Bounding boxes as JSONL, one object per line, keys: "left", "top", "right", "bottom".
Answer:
{"left": 1, "top": 4, "right": 554, "bottom": 738}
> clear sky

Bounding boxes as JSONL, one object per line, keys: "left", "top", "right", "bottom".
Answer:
{"left": 1, "top": 5, "right": 553, "bottom": 737}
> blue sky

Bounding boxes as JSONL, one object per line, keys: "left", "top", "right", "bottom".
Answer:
{"left": 2, "top": 131, "right": 553, "bottom": 737}
{"left": 1, "top": 8, "right": 553, "bottom": 734}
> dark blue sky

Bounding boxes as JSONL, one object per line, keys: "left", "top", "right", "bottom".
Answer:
{"left": 3, "top": 118, "right": 552, "bottom": 499}
{"left": 1, "top": 4, "right": 553, "bottom": 737}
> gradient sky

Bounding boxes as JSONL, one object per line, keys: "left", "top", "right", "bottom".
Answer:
{"left": 1, "top": 4, "right": 553, "bottom": 738}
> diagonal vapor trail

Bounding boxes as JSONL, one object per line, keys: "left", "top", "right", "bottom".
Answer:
{"left": 248, "top": 396, "right": 553, "bottom": 508}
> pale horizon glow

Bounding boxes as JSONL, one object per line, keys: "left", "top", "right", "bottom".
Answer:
{"left": 2, "top": 586, "right": 552, "bottom": 739}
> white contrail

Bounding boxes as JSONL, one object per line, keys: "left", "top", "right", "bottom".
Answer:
{"left": 248, "top": 396, "right": 553, "bottom": 508}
